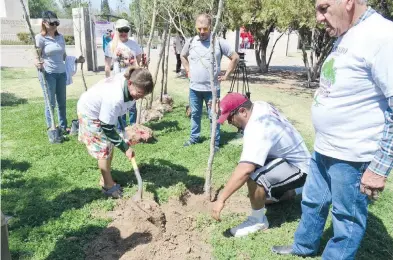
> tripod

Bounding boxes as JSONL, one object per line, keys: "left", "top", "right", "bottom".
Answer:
{"left": 229, "top": 59, "right": 251, "bottom": 99}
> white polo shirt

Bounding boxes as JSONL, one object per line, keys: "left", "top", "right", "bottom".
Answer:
{"left": 77, "top": 74, "right": 135, "bottom": 125}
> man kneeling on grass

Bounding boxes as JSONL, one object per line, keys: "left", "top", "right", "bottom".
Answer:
{"left": 211, "top": 93, "right": 311, "bottom": 237}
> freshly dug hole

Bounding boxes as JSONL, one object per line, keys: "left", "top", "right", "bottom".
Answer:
{"left": 85, "top": 192, "right": 214, "bottom": 260}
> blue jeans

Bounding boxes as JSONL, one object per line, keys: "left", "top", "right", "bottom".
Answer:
{"left": 118, "top": 102, "right": 137, "bottom": 131}
{"left": 293, "top": 151, "right": 369, "bottom": 260}
{"left": 38, "top": 71, "right": 67, "bottom": 130}
{"left": 189, "top": 88, "right": 220, "bottom": 146}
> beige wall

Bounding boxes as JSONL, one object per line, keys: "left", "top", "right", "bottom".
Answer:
{"left": 0, "top": 0, "right": 28, "bottom": 19}
{"left": 0, "top": 18, "right": 74, "bottom": 42}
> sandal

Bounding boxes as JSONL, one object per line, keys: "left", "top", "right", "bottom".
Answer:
{"left": 102, "top": 184, "right": 123, "bottom": 199}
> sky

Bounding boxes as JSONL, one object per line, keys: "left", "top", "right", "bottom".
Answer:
{"left": 89, "top": 0, "right": 131, "bottom": 13}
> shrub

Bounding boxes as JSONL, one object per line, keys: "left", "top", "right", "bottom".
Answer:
{"left": 64, "top": 35, "right": 75, "bottom": 45}
{"left": 16, "top": 32, "right": 33, "bottom": 44}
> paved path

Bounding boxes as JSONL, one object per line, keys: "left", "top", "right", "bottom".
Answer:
{"left": 1, "top": 45, "right": 305, "bottom": 71}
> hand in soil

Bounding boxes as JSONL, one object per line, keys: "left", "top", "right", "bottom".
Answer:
{"left": 212, "top": 200, "right": 225, "bottom": 221}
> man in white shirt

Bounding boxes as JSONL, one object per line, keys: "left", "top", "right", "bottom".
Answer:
{"left": 211, "top": 93, "right": 311, "bottom": 237}
{"left": 273, "top": 1, "right": 393, "bottom": 259}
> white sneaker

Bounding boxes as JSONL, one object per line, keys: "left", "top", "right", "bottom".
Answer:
{"left": 230, "top": 215, "right": 269, "bottom": 237}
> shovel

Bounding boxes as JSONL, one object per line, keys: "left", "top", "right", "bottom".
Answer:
{"left": 119, "top": 116, "right": 143, "bottom": 201}
{"left": 130, "top": 156, "right": 143, "bottom": 201}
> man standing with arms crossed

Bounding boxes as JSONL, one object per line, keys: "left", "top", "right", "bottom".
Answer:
{"left": 272, "top": 0, "right": 393, "bottom": 259}
{"left": 181, "top": 14, "right": 239, "bottom": 151}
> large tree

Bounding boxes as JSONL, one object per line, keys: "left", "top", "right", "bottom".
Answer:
{"left": 226, "top": 0, "right": 282, "bottom": 73}
{"left": 101, "top": 0, "right": 111, "bottom": 15}
{"left": 273, "top": 0, "right": 333, "bottom": 86}
{"left": 58, "top": 0, "right": 89, "bottom": 18}
{"left": 28, "top": 0, "right": 60, "bottom": 18}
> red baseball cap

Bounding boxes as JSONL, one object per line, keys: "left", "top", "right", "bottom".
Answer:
{"left": 217, "top": 93, "right": 249, "bottom": 124}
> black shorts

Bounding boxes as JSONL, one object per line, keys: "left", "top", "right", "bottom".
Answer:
{"left": 250, "top": 158, "right": 307, "bottom": 199}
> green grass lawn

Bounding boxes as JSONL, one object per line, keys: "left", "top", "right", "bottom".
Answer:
{"left": 1, "top": 67, "right": 392, "bottom": 260}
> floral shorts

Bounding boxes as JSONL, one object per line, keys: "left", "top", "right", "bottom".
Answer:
{"left": 78, "top": 113, "right": 113, "bottom": 160}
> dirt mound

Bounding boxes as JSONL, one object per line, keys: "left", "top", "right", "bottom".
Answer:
{"left": 85, "top": 193, "right": 213, "bottom": 260}
{"left": 158, "top": 94, "right": 174, "bottom": 106}
{"left": 152, "top": 101, "right": 173, "bottom": 114}
{"left": 125, "top": 124, "right": 154, "bottom": 145}
{"left": 140, "top": 109, "right": 164, "bottom": 124}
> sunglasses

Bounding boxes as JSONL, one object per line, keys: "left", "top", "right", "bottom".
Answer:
{"left": 48, "top": 21, "right": 60, "bottom": 26}
{"left": 227, "top": 107, "right": 240, "bottom": 123}
{"left": 196, "top": 27, "right": 210, "bottom": 33}
{"left": 118, "top": 27, "right": 130, "bottom": 33}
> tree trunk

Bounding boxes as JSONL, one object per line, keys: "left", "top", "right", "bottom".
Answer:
{"left": 149, "top": 24, "right": 169, "bottom": 108}
{"left": 298, "top": 29, "right": 312, "bottom": 87}
{"left": 146, "top": 0, "right": 157, "bottom": 69}
{"left": 254, "top": 27, "right": 272, "bottom": 73}
{"left": 205, "top": 0, "right": 224, "bottom": 201}
{"left": 163, "top": 25, "right": 171, "bottom": 95}
{"left": 77, "top": 3, "right": 88, "bottom": 92}
{"left": 266, "top": 32, "right": 284, "bottom": 70}
{"left": 160, "top": 38, "right": 166, "bottom": 102}
{"left": 20, "top": 0, "right": 55, "bottom": 130}
{"left": 298, "top": 28, "right": 334, "bottom": 87}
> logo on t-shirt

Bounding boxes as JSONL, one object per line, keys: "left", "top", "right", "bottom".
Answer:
{"left": 314, "top": 57, "right": 337, "bottom": 106}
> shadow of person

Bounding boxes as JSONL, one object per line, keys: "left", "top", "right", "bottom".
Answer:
{"left": 85, "top": 227, "right": 153, "bottom": 260}
{"left": 44, "top": 225, "right": 152, "bottom": 260}
{"left": 146, "top": 120, "right": 181, "bottom": 132}
{"left": 111, "top": 158, "right": 205, "bottom": 203}
{"left": 220, "top": 130, "right": 241, "bottom": 146}
{"left": 264, "top": 196, "right": 303, "bottom": 228}
{"left": 6, "top": 185, "right": 103, "bottom": 230}
{"left": 1, "top": 159, "right": 31, "bottom": 172}
{"left": 1, "top": 92, "right": 28, "bottom": 107}
{"left": 319, "top": 212, "right": 393, "bottom": 259}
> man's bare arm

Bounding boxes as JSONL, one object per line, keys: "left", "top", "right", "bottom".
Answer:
{"left": 181, "top": 55, "right": 190, "bottom": 75}
{"left": 225, "top": 52, "right": 240, "bottom": 77}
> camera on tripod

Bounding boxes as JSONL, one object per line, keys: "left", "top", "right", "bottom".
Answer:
{"left": 229, "top": 52, "right": 250, "bottom": 99}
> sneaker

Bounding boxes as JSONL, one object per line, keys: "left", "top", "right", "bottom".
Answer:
{"left": 183, "top": 140, "right": 197, "bottom": 147}
{"left": 176, "top": 72, "right": 183, "bottom": 77}
{"left": 230, "top": 215, "right": 269, "bottom": 237}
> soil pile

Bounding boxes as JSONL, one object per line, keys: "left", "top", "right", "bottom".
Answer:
{"left": 85, "top": 192, "right": 214, "bottom": 260}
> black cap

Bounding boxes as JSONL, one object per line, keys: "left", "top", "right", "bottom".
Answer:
{"left": 42, "top": 11, "right": 59, "bottom": 22}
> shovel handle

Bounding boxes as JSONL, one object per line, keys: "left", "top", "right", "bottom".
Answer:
{"left": 131, "top": 157, "right": 143, "bottom": 201}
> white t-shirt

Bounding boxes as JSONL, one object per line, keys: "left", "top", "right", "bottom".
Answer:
{"left": 77, "top": 74, "right": 136, "bottom": 125}
{"left": 105, "top": 39, "right": 142, "bottom": 75}
{"left": 240, "top": 102, "right": 311, "bottom": 173}
{"left": 312, "top": 12, "right": 393, "bottom": 162}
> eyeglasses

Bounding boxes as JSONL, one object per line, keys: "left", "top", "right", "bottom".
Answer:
{"left": 227, "top": 108, "right": 240, "bottom": 123}
{"left": 196, "top": 27, "right": 210, "bottom": 33}
{"left": 48, "top": 21, "right": 59, "bottom": 26}
{"left": 118, "top": 27, "right": 130, "bottom": 33}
